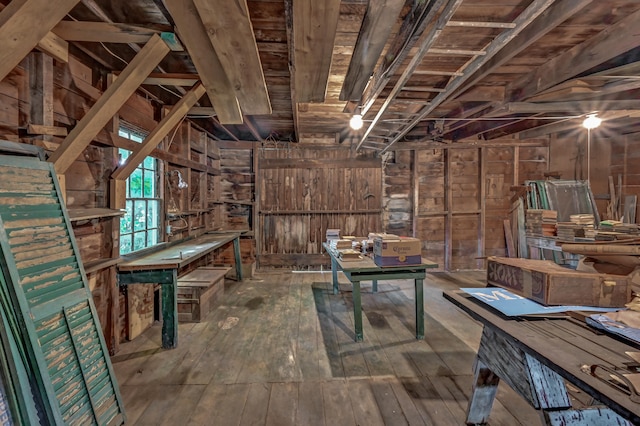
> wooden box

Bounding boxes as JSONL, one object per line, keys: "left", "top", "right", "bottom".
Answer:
{"left": 487, "top": 257, "right": 631, "bottom": 307}
{"left": 177, "top": 267, "right": 230, "bottom": 322}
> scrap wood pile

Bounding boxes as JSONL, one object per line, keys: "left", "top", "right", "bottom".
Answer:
{"left": 561, "top": 231, "right": 640, "bottom": 293}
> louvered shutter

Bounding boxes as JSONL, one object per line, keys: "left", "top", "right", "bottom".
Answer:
{"left": 0, "top": 156, "right": 125, "bottom": 425}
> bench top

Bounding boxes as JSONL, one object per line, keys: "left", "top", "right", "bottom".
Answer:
{"left": 119, "top": 232, "right": 240, "bottom": 272}
{"left": 178, "top": 267, "right": 230, "bottom": 287}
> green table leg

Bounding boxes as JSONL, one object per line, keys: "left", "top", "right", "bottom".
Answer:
{"left": 415, "top": 278, "right": 424, "bottom": 339}
{"left": 331, "top": 257, "right": 339, "bottom": 295}
{"left": 161, "top": 269, "right": 178, "bottom": 349}
{"left": 372, "top": 279, "right": 378, "bottom": 293}
{"left": 353, "top": 280, "right": 363, "bottom": 342}
{"left": 233, "top": 237, "right": 243, "bottom": 281}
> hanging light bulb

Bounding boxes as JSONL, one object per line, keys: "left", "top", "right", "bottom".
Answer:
{"left": 349, "top": 113, "right": 363, "bottom": 130}
{"left": 582, "top": 113, "right": 602, "bottom": 130}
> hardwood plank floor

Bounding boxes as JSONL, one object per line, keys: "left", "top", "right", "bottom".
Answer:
{"left": 112, "top": 271, "right": 542, "bottom": 425}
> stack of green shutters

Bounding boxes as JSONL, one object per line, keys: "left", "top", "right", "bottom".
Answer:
{"left": 0, "top": 156, "right": 125, "bottom": 425}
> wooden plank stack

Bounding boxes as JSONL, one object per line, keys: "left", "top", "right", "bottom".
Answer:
{"left": 525, "top": 209, "right": 557, "bottom": 237}
{"left": 556, "top": 214, "right": 596, "bottom": 242}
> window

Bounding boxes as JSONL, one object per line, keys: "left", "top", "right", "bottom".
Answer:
{"left": 119, "top": 126, "right": 161, "bottom": 255}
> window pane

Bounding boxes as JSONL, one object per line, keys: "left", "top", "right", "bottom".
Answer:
{"left": 120, "top": 234, "right": 132, "bottom": 255}
{"left": 143, "top": 170, "right": 154, "bottom": 198}
{"left": 130, "top": 168, "right": 143, "bottom": 197}
{"left": 134, "top": 200, "right": 147, "bottom": 231}
{"left": 121, "top": 200, "right": 132, "bottom": 233}
{"left": 118, "top": 129, "right": 129, "bottom": 138}
{"left": 133, "top": 232, "right": 146, "bottom": 251}
{"left": 131, "top": 133, "right": 144, "bottom": 143}
{"left": 147, "top": 229, "right": 158, "bottom": 246}
{"left": 147, "top": 200, "right": 159, "bottom": 228}
{"left": 143, "top": 156, "right": 154, "bottom": 170}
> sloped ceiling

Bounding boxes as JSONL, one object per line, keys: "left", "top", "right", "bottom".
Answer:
{"left": 12, "top": 0, "right": 640, "bottom": 152}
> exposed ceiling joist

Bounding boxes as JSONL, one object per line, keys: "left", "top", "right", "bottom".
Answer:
{"left": 52, "top": 21, "right": 168, "bottom": 44}
{"left": 292, "top": 0, "right": 342, "bottom": 103}
{"left": 37, "top": 31, "right": 69, "bottom": 63}
{"left": 378, "top": 0, "right": 556, "bottom": 154}
{"left": 193, "top": 0, "right": 271, "bottom": 115}
{"left": 113, "top": 82, "right": 206, "bottom": 180}
{"left": 357, "top": 0, "right": 465, "bottom": 150}
{"left": 142, "top": 73, "right": 199, "bottom": 86}
{"left": 451, "top": 0, "right": 593, "bottom": 101}
{"left": 339, "top": 0, "right": 405, "bottom": 102}
{"left": 359, "top": 0, "right": 447, "bottom": 114}
{"left": 507, "top": 7, "right": 640, "bottom": 102}
{"left": 163, "top": 0, "right": 243, "bottom": 124}
{"left": 49, "top": 33, "right": 170, "bottom": 174}
{"left": 0, "top": 0, "right": 79, "bottom": 81}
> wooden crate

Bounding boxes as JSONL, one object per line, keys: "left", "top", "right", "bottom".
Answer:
{"left": 487, "top": 257, "right": 630, "bottom": 307}
{"left": 177, "top": 267, "right": 230, "bottom": 322}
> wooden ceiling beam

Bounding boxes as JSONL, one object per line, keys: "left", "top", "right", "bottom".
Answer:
{"left": 377, "top": 0, "right": 556, "bottom": 155}
{"left": 284, "top": 0, "right": 299, "bottom": 141}
{"left": 507, "top": 7, "right": 640, "bottom": 102}
{"left": 193, "top": 0, "right": 271, "bottom": 115}
{"left": 360, "top": 0, "right": 447, "bottom": 114}
{"left": 339, "top": 0, "right": 405, "bottom": 102}
{"left": 292, "top": 0, "right": 342, "bottom": 103}
{"left": 142, "top": 73, "right": 199, "bottom": 86}
{"left": 164, "top": 0, "right": 242, "bottom": 124}
{"left": 451, "top": 0, "right": 593, "bottom": 100}
{"left": 502, "top": 100, "right": 640, "bottom": 114}
{"left": 357, "top": 0, "right": 464, "bottom": 150}
{"left": 48, "top": 34, "right": 170, "bottom": 174}
{"left": 113, "top": 82, "right": 206, "bottom": 180}
{"left": 0, "top": 0, "right": 78, "bottom": 81}
{"left": 52, "top": 21, "right": 166, "bottom": 44}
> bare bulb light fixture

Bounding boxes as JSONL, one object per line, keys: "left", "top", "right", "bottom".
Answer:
{"left": 349, "top": 113, "right": 363, "bottom": 130}
{"left": 582, "top": 113, "right": 602, "bottom": 129}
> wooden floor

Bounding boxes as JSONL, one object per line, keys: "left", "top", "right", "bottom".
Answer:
{"left": 112, "top": 271, "right": 543, "bottom": 425}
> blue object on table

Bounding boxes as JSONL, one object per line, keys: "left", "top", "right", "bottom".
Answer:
{"left": 461, "top": 287, "right": 620, "bottom": 317}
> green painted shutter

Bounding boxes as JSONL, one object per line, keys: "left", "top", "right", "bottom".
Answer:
{"left": 0, "top": 156, "right": 125, "bottom": 425}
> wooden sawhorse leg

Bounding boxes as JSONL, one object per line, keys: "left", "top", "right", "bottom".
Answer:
{"left": 467, "top": 327, "right": 632, "bottom": 425}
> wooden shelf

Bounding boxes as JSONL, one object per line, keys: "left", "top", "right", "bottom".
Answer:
{"left": 222, "top": 199, "right": 253, "bottom": 206}
{"left": 69, "top": 208, "right": 126, "bottom": 222}
{"left": 166, "top": 209, "right": 212, "bottom": 219}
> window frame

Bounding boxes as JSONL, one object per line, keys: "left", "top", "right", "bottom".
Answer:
{"left": 118, "top": 125, "right": 163, "bottom": 255}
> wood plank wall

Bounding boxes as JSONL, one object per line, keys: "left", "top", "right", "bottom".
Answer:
{"left": 258, "top": 145, "right": 382, "bottom": 269}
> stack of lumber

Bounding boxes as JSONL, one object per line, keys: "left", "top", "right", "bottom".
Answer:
{"left": 526, "top": 209, "right": 557, "bottom": 237}
{"left": 556, "top": 214, "right": 596, "bottom": 242}
{"left": 329, "top": 239, "right": 353, "bottom": 250}
{"left": 338, "top": 249, "right": 362, "bottom": 261}
{"left": 562, "top": 239, "right": 640, "bottom": 274}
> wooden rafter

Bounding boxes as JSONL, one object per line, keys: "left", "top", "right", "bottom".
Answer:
{"left": 359, "top": 0, "right": 447, "bottom": 114}
{"left": 291, "top": 0, "right": 342, "bottom": 103}
{"left": 193, "top": 0, "right": 271, "bottom": 115}
{"left": 52, "top": 21, "right": 166, "bottom": 44}
{"left": 451, "top": 0, "right": 593, "bottom": 100}
{"left": 48, "top": 34, "right": 170, "bottom": 174}
{"left": 507, "top": 7, "right": 640, "bottom": 102}
{"left": 164, "top": 0, "right": 243, "bottom": 124}
{"left": 339, "top": 0, "right": 405, "bottom": 102}
{"left": 377, "top": 0, "right": 556, "bottom": 155}
{"left": 357, "top": 0, "right": 463, "bottom": 150}
{"left": 112, "top": 83, "right": 206, "bottom": 180}
{"left": 142, "top": 73, "right": 199, "bottom": 86}
{"left": 0, "top": 0, "right": 78, "bottom": 81}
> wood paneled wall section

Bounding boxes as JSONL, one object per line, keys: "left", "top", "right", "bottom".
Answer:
{"left": 404, "top": 141, "right": 549, "bottom": 271}
{"left": 258, "top": 145, "right": 381, "bottom": 269}
{"left": 550, "top": 133, "right": 613, "bottom": 217}
{"left": 611, "top": 134, "right": 640, "bottom": 223}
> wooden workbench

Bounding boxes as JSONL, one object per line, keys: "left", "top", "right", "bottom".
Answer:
{"left": 444, "top": 289, "right": 640, "bottom": 425}
{"left": 118, "top": 232, "right": 243, "bottom": 349}
{"left": 323, "top": 243, "right": 438, "bottom": 342}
